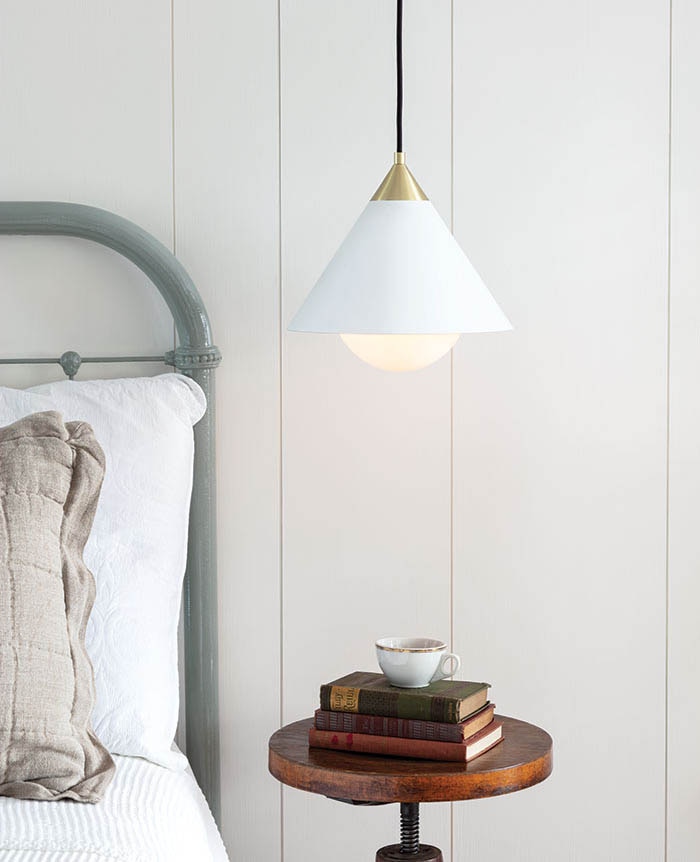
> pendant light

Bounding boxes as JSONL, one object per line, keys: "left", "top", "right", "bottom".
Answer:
{"left": 289, "top": 0, "right": 512, "bottom": 371}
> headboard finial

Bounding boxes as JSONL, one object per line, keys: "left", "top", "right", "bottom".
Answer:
{"left": 59, "top": 351, "right": 82, "bottom": 380}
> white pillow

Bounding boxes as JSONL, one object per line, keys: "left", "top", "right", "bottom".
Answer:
{"left": 0, "top": 389, "right": 54, "bottom": 422}
{"left": 0, "top": 374, "right": 206, "bottom": 770}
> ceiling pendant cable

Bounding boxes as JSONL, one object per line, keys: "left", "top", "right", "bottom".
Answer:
{"left": 396, "top": 0, "right": 403, "bottom": 153}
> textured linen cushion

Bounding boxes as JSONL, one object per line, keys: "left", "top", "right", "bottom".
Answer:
{"left": 0, "top": 412, "right": 114, "bottom": 802}
{"left": 25, "top": 375, "right": 205, "bottom": 769}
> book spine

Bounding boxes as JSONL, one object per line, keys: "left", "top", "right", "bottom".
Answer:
{"left": 308, "top": 727, "right": 472, "bottom": 762}
{"left": 314, "top": 708, "right": 491, "bottom": 742}
{"left": 319, "top": 684, "right": 461, "bottom": 723}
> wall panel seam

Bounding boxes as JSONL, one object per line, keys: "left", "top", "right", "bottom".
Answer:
{"left": 664, "top": 1, "right": 673, "bottom": 859}
{"left": 449, "top": 1, "right": 455, "bottom": 859}
{"left": 278, "top": 0, "right": 285, "bottom": 860}
{"left": 170, "top": 0, "right": 177, "bottom": 354}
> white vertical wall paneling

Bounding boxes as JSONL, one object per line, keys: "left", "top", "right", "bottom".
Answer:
{"left": 3, "top": 1, "right": 698, "bottom": 859}
{"left": 281, "top": 1, "right": 452, "bottom": 858}
{"left": 452, "top": 1, "right": 669, "bottom": 859}
{"left": 667, "top": 0, "right": 700, "bottom": 858}
{"left": 0, "top": 0, "right": 173, "bottom": 376}
{"left": 172, "top": 0, "right": 281, "bottom": 857}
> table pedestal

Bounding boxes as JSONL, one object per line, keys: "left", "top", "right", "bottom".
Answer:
{"left": 375, "top": 803, "right": 443, "bottom": 862}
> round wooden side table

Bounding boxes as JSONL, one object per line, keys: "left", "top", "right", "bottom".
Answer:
{"left": 269, "top": 715, "right": 553, "bottom": 861}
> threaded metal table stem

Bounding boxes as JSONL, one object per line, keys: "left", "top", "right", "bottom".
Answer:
{"left": 400, "top": 802, "right": 420, "bottom": 854}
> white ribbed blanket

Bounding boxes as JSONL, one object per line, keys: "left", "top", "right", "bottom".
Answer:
{"left": 0, "top": 755, "right": 228, "bottom": 862}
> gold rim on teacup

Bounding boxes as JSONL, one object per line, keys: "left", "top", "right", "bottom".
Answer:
{"left": 376, "top": 637, "right": 447, "bottom": 654}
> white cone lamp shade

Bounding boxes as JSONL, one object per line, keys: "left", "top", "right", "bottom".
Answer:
{"left": 289, "top": 155, "right": 512, "bottom": 371}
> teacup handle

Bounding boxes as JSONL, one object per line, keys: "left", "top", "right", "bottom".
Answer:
{"left": 431, "top": 652, "right": 461, "bottom": 682}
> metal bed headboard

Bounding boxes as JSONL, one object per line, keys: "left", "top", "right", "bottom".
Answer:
{"left": 0, "top": 201, "right": 222, "bottom": 824}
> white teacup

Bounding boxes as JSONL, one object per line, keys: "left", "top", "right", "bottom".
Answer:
{"left": 376, "top": 637, "right": 461, "bottom": 688}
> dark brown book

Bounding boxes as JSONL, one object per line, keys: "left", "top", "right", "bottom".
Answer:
{"left": 309, "top": 719, "right": 504, "bottom": 762}
{"left": 314, "top": 702, "right": 495, "bottom": 742}
{"left": 319, "top": 671, "right": 490, "bottom": 724}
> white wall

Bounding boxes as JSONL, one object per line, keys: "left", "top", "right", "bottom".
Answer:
{"left": 0, "top": 1, "right": 694, "bottom": 859}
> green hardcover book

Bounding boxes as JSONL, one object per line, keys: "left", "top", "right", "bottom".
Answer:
{"left": 319, "top": 671, "right": 490, "bottom": 724}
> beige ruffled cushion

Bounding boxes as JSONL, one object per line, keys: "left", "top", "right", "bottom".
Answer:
{"left": 0, "top": 411, "right": 114, "bottom": 802}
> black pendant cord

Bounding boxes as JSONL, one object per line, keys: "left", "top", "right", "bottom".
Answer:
{"left": 396, "top": 0, "right": 403, "bottom": 152}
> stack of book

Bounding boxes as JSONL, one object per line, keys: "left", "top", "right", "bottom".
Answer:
{"left": 309, "top": 671, "right": 503, "bottom": 763}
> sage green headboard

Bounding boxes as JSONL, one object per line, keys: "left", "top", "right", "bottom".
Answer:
{"left": 0, "top": 201, "right": 222, "bottom": 824}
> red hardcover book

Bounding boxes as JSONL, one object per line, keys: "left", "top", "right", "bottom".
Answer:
{"left": 313, "top": 703, "right": 495, "bottom": 743}
{"left": 308, "top": 719, "right": 504, "bottom": 763}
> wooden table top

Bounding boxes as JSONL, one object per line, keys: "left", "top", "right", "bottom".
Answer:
{"left": 269, "top": 715, "right": 553, "bottom": 804}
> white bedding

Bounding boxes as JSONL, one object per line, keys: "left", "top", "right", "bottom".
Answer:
{"left": 0, "top": 755, "right": 229, "bottom": 862}
{"left": 1, "top": 377, "right": 207, "bottom": 769}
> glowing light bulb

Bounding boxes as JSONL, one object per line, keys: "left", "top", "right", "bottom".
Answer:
{"left": 340, "top": 333, "right": 460, "bottom": 371}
